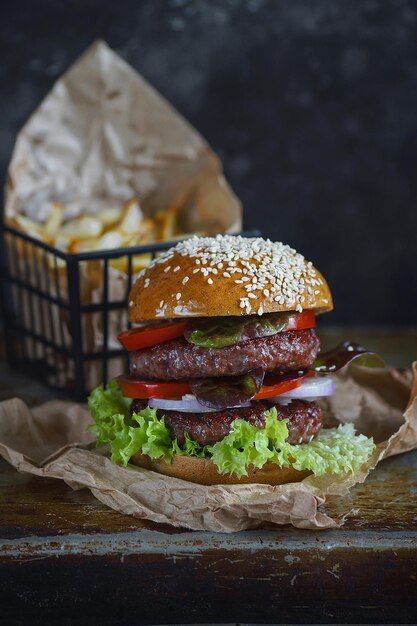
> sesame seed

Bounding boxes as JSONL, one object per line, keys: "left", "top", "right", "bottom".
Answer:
{"left": 248, "top": 292, "right": 257, "bottom": 299}
{"left": 159, "top": 300, "right": 164, "bottom": 307}
{"left": 207, "top": 278, "right": 213, "bottom": 285}
{"left": 129, "top": 300, "right": 134, "bottom": 306}
{"left": 182, "top": 276, "right": 189, "bottom": 284}
{"left": 176, "top": 293, "right": 181, "bottom": 300}
{"left": 258, "top": 305, "right": 263, "bottom": 315}
{"left": 173, "top": 266, "right": 180, "bottom": 272}
{"left": 164, "top": 266, "right": 171, "bottom": 273}
{"left": 144, "top": 278, "right": 150, "bottom": 288}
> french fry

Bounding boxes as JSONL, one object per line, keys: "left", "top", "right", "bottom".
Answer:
{"left": 137, "top": 217, "right": 157, "bottom": 242}
{"left": 44, "top": 202, "right": 64, "bottom": 237}
{"left": 119, "top": 198, "right": 143, "bottom": 234}
{"left": 10, "top": 196, "right": 193, "bottom": 276}
{"left": 68, "top": 238, "right": 102, "bottom": 253}
{"left": 110, "top": 253, "right": 152, "bottom": 274}
{"left": 158, "top": 205, "right": 178, "bottom": 240}
{"left": 13, "top": 215, "right": 53, "bottom": 243}
{"left": 54, "top": 236, "right": 73, "bottom": 252}
{"left": 59, "top": 216, "right": 103, "bottom": 240}
{"left": 96, "top": 230, "right": 127, "bottom": 250}
{"left": 97, "top": 207, "right": 121, "bottom": 229}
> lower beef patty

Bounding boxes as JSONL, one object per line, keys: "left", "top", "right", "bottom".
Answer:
{"left": 131, "top": 399, "right": 323, "bottom": 446}
{"left": 130, "top": 329, "right": 320, "bottom": 381}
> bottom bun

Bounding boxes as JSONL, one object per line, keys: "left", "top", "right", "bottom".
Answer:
{"left": 131, "top": 452, "right": 311, "bottom": 486}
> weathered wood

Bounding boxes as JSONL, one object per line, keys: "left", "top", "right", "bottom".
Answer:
{"left": 1, "top": 452, "right": 417, "bottom": 537}
{"left": 1, "top": 329, "right": 417, "bottom": 624}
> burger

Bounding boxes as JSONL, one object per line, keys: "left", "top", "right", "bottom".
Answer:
{"left": 88, "top": 235, "right": 380, "bottom": 485}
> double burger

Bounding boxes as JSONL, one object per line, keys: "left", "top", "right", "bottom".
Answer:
{"left": 89, "top": 235, "right": 379, "bottom": 485}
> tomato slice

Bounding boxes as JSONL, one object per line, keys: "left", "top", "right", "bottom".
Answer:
{"left": 118, "top": 376, "right": 192, "bottom": 400}
{"left": 253, "top": 376, "right": 302, "bottom": 400}
{"left": 287, "top": 309, "right": 316, "bottom": 331}
{"left": 118, "top": 373, "right": 309, "bottom": 400}
{"left": 118, "top": 321, "right": 186, "bottom": 351}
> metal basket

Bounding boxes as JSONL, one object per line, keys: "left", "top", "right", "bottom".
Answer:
{"left": 0, "top": 224, "right": 259, "bottom": 400}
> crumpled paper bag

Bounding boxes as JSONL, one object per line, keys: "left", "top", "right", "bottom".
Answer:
{"left": 5, "top": 39, "right": 241, "bottom": 232}
{"left": 3, "top": 40, "right": 241, "bottom": 390}
{"left": 1, "top": 364, "right": 416, "bottom": 532}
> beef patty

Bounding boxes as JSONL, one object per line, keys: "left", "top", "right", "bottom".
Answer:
{"left": 130, "top": 329, "right": 320, "bottom": 381}
{"left": 131, "top": 399, "right": 323, "bottom": 446}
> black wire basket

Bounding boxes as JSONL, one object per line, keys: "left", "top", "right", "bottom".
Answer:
{"left": 0, "top": 223, "right": 259, "bottom": 400}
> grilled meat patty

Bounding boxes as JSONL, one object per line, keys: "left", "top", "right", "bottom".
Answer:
{"left": 131, "top": 399, "right": 323, "bottom": 446}
{"left": 129, "top": 329, "right": 320, "bottom": 381}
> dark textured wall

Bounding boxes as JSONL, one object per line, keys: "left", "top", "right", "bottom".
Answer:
{"left": 1, "top": 0, "right": 416, "bottom": 325}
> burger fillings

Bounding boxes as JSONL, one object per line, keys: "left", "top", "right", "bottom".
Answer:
{"left": 88, "top": 235, "right": 382, "bottom": 485}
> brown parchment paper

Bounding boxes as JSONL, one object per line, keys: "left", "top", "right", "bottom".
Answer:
{"left": 1, "top": 364, "right": 416, "bottom": 532}
{"left": 4, "top": 40, "right": 241, "bottom": 390}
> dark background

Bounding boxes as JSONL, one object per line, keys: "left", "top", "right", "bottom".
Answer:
{"left": 1, "top": 0, "right": 416, "bottom": 325}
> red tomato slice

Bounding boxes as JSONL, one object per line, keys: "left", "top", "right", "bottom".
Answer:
{"left": 253, "top": 377, "right": 302, "bottom": 400}
{"left": 287, "top": 309, "right": 316, "bottom": 331}
{"left": 118, "top": 374, "right": 307, "bottom": 400}
{"left": 118, "top": 376, "right": 191, "bottom": 400}
{"left": 118, "top": 322, "right": 186, "bottom": 351}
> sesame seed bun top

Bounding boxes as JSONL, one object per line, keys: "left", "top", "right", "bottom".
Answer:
{"left": 128, "top": 235, "right": 333, "bottom": 321}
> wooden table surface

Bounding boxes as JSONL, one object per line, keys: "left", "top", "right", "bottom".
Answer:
{"left": 1, "top": 328, "right": 417, "bottom": 625}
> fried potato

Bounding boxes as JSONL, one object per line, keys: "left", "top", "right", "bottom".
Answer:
{"left": 96, "top": 230, "right": 127, "bottom": 250}
{"left": 110, "top": 253, "right": 152, "bottom": 274}
{"left": 10, "top": 195, "right": 194, "bottom": 279}
{"left": 44, "top": 202, "right": 64, "bottom": 237}
{"left": 97, "top": 207, "right": 121, "bottom": 229}
{"left": 59, "top": 216, "right": 103, "bottom": 240}
{"left": 157, "top": 205, "right": 178, "bottom": 240}
{"left": 119, "top": 198, "right": 143, "bottom": 234}
{"left": 12, "top": 215, "right": 53, "bottom": 244}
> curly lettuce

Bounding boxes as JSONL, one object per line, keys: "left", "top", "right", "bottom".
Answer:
{"left": 88, "top": 382, "right": 375, "bottom": 479}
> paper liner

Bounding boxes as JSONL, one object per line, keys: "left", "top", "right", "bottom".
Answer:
{"left": 3, "top": 40, "right": 241, "bottom": 390}
{"left": 1, "top": 364, "right": 416, "bottom": 532}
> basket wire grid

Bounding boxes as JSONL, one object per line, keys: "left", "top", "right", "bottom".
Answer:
{"left": 0, "top": 224, "right": 259, "bottom": 400}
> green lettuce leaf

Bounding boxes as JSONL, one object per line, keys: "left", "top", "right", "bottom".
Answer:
{"left": 88, "top": 383, "right": 375, "bottom": 479}
{"left": 88, "top": 380, "right": 132, "bottom": 448}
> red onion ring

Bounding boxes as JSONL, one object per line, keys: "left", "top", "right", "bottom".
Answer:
{"left": 148, "top": 394, "right": 252, "bottom": 413}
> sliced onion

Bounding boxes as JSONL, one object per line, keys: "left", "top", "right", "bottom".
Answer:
{"left": 269, "top": 376, "right": 335, "bottom": 403}
{"left": 148, "top": 394, "right": 252, "bottom": 413}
